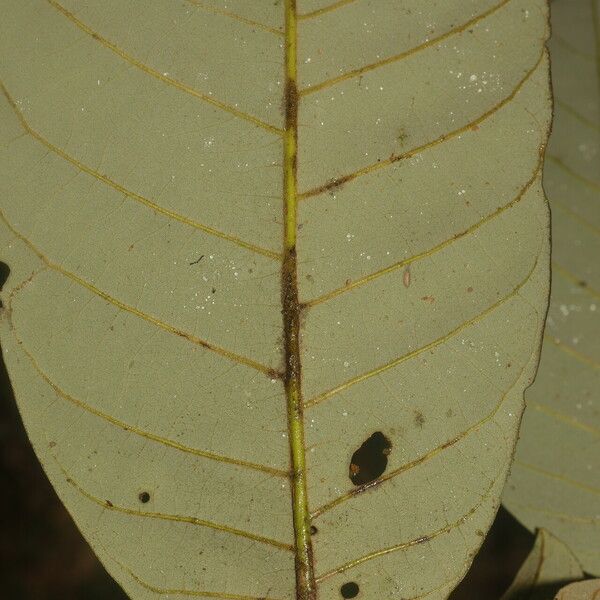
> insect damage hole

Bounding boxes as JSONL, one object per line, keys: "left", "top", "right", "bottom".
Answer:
{"left": 349, "top": 431, "right": 392, "bottom": 486}
{"left": 340, "top": 582, "right": 360, "bottom": 598}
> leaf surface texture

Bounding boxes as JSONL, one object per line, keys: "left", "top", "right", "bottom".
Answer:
{"left": 503, "top": 0, "right": 600, "bottom": 575}
{"left": 0, "top": 1, "right": 551, "bottom": 598}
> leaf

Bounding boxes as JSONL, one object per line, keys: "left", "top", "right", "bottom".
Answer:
{"left": 502, "top": 0, "right": 600, "bottom": 576}
{"left": 501, "top": 529, "right": 583, "bottom": 600}
{"left": 0, "top": 1, "right": 551, "bottom": 599}
{"left": 556, "top": 580, "right": 600, "bottom": 600}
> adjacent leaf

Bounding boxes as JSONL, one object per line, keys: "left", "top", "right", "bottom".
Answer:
{"left": 0, "top": 1, "right": 551, "bottom": 599}
{"left": 556, "top": 580, "right": 600, "bottom": 600}
{"left": 501, "top": 529, "right": 583, "bottom": 600}
{"left": 502, "top": 0, "right": 600, "bottom": 575}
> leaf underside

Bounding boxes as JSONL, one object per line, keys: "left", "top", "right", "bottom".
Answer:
{"left": 501, "top": 529, "right": 583, "bottom": 600}
{"left": 0, "top": 1, "right": 551, "bottom": 599}
{"left": 503, "top": 0, "right": 600, "bottom": 576}
{"left": 556, "top": 579, "right": 600, "bottom": 600}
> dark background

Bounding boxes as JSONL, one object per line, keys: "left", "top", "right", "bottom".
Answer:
{"left": 1, "top": 346, "right": 534, "bottom": 600}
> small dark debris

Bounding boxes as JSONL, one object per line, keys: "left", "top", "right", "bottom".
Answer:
{"left": 310, "top": 525, "right": 318, "bottom": 535}
{"left": 349, "top": 431, "right": 392, "bottom": 486}
{"left": 0, "top": 261, "right": 9, "bottom": 308}
{"left": 340, "top": 582, "right": 360, "bottom": 598}
{"left": 105, "top": 500, "right": 113, "bottom": 508}
{"left": 0, "top": 262, "right": 9, "bottom": 291}
{"left": 189, "top": 255, "right": 205, "bottom": 266}
{"left": 138, "top": 491, "right": 150, "bottom": 504}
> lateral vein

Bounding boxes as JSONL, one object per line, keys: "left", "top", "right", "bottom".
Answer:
{"left": 0, "top": 82, "right": 281, "bottom": 261}
{"left": 300, "top": 49, "right": 544, "bottom": 199}
{"left": 118, "top": 556, "right": 286, "bottom": 599}
{"left": 544, "top": 333, "right": 600, "bottom": 369}
{"left": 512, "top": 460, "right": 600, "bottom": 495}
{"left": 46, "top": 0, "right": 284, "bottom": 135}
{"left": 300, "top": 0, "right": 512, "bottom": 95}
{"left": 303, "top": 156, "right": 543, "bottom": 308}
{"left": 12, "top": 328, "right": 287, "bottom": 477}
{"left": 58, "top": 464, "right": 294, "bottom": 550}
{"left": 315, "top": 474, "right": 501, "bottom": 581}
{"left": 310, "top": 358, "right": 531, "bottom": 519}
{"left": 305, "top": 256, "right": 540, "bottom": 408}
{"left": 185, "top": 0, "right": 284, "bottom": 36}
{"left": 298, "top": 0, "right": 359, "bottom": 20}
{"left": 529, "top": 402, "right": 600, "bottom": 437}
{"left": 0, "top": 209, "right": 279, "bottom": 377}
{"left": 547, "top": 154, "right": 600, "bottom": 190}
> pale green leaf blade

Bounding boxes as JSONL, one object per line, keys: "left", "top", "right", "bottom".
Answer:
{"left": 556, "top": 580, "right": 600, "bottom": 600}
{"left": 501, "top": 529, "right": 583, "bottom": 600}
{"left": 503, "top": 0, "right": 600, "bottom": 575}
{"left": 0, "top": 1, "right": 551, "bottom": 599}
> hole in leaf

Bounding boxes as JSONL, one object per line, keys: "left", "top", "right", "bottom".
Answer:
{"left": 138, "top": 491, "right": 150, "bottom": 503}
{"left": 340, "top": 582, "right": 359, "bottom": 598}
{"left": 349, "top": 431, "right": 391, "bottom": 486}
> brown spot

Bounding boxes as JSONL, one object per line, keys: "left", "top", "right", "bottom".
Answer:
{"left": 48, "top": 441, "right": 56, "bottom": 448}
{"left": 138, "top": 491, "right": 151, "bottom": 503}
{"left": 471, "top": 124, "right": 480, "bottom": 131}
{"left": 350, "top": 463, "right": 360, "bottom": 475}
{"left": 403, "top": 267, "right": 411, "bottom": 288}
{"left": 345, "top": 278, "right": 352, "bottom": 286}
{"left": 105, "top": 500, "right": 113, "bottom": 508}
{"left": 414, "top": 411, "right": 426, "bottom": 427}
{"left": 467, "top": 286, "right": 473, "bottom": 293}
{"left": 310, "top": 525, "right": 318, "bottom": 535}
{"left": 421, "top": 295, "right": 435, "bottom": 304}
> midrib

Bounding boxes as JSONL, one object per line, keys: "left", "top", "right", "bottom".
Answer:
{"left": 281, "top": 1, "right": 317, "bottom": 599}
